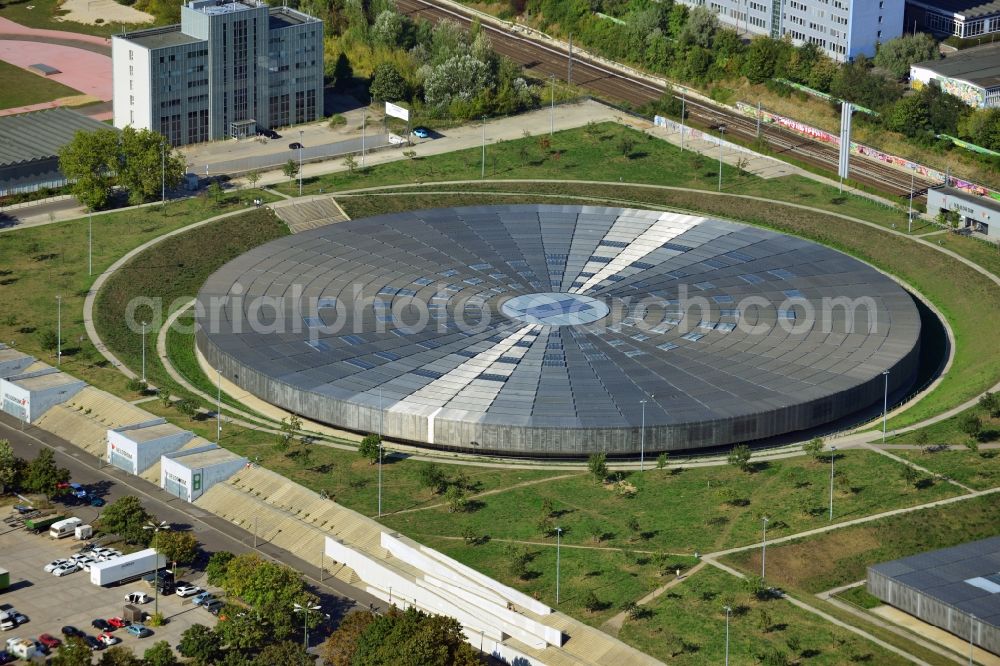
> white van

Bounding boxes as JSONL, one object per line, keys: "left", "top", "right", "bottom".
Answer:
{"left": 0, "top": 611, "right": 15, "bottom": 631}
{"left": 49, "top": 517, "right": 82, "bottom": 539}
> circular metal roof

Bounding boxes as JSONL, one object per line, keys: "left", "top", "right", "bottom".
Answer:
{"left": 196, "top": 204, "right": 922, "bottom": 455}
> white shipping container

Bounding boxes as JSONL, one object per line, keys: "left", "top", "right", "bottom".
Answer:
{"left": 90, "top": 549, "right": 166, "bottom": 586}
{"left": 75, "top": 524, "right": 93, "bottom": 540}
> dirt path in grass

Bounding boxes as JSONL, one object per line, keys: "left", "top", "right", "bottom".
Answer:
{"left": 601, "top": 561, "right": 708, "bottom": 636}
{"left": 422, "top": 533, "right": 690, "bottom": 556}
{"left": 386, "top": 472, "right": 584, "bottom": 515}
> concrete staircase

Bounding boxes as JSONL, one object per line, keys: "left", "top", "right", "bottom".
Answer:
{"left": 34, "top": 387, "right": 154, "bottom": 458}
{"left": 270, "top": 196, "right": 349, "bottom": 233}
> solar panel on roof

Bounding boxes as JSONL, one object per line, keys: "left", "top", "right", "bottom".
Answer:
{"left": 412, "top": 368, "right": 444, "bottom": 379}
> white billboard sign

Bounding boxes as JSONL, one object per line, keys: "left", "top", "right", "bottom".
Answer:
{"left": 385, "top": 101, "right": 410, "bottom": 122}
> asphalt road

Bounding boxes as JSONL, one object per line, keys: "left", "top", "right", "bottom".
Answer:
{"left": 394, "top": 0, "right": 938, "bottom": 201}
{"left": 185, "top": 134, "right": 394, "bottom": 177}
{"left": 0, "top": 412, "right": 387, "bottom": 641}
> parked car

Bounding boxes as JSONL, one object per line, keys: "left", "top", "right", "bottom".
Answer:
{"left": 192, "top": 592, "right": 214, "bottom": 606}
{"left": 97, "top": 632, "right": 119, "bottom": 647}
{"left": 288, "top": 141, "right": 303, "bottom": 150}
{"left": 12, "top": 505, "right": 33, "bottom": 514}
{"left": 203, "top": 600, "right": 225, "bottom": 615}
{"left": 44, "top": 559, "right": 72, "bottom": 573}
{"left": 124, "top": 592, "right": 151, "bottom": 605}
{"left": 387, "top": 134, "right": 406, "bottom": 145}
{"left": 125, "top": 625, "right": 151, "bottom": 639}
{"left": 83, "top": 635, "right": 102, "bottom": 650}
{"left": 107, "top": 618, "right": 129, "bottom": 630}
{"left": 37, "top": 634, "right": 61, "bottom": 650}
{"left": 175, "top": 584, "right": 202, "bottom": 598}
{"left": 0, "top": 649, "right": 12, "bottom": 664}
{"left": 89, "top": 497, "right": 105, "bottom": 507}
{"left": 10, "top": 613, "right": 26, "bottom": 627}
{"left": 52, "top": 564, "right": 78, "bottom": 577}
{"left": 60, "top": 626, "right": 80, "bottom": 638}
{"left": 412, "top": 126, "right": 430, "bottom": 139}
{"left": 90, "top": 619, "right": 111, "bottom": 633}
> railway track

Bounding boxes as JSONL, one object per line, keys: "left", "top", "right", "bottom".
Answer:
{"left": 395, "top": 0, "right": 934, "bottom": 201}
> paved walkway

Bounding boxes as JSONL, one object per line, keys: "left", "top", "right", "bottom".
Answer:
{"left": 0, "top": 17, "right": 111, "bottom": 47}
{"left": 0, "top": 39, "right": 111, "bottom": 101}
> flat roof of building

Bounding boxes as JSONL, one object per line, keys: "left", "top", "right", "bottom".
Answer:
{"left": 122, "top": 422, "right": 189, "bottom": 444}
{"left": 911, "top": 0, "right": 1000, "bottom": 18}
{"left": 913, "top": 42, "right": 1000, "bottom": 89}
{"left": 117, "top": 25, "right": 203, "bottom": 50}
{"left": 870, "top": 536, "right": 1000, "bottom": 629}
{"left": 934, "top": 185, "right": 1000, "bottom": 213}
{"left": 170, "top": 446, "right": 245, "bottom": 469}
{"left": 188, "top": 0, "right": 263, "bottom": 16}
{"left": 0, "top": 107, "right": 114, "bottom": 169}
{"left": 9, "top": 371, "right": 82, "bottom": 392}
{"left": 268, "top": 7, "right": 313, "bottom": 29}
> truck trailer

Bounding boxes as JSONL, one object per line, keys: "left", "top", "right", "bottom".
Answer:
{"left": 0, "top": 567, "right": 9, "bottom": 592}
{"left": 24, "top": 514, "right": 64, "bottom": 533}
{"left": 90, "top": 549, "right": 166, "bottom": 587}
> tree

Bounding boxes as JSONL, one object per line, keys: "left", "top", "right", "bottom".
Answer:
{"left": 371, "top": 9, "right": 405, "bottom": 47}
{"left": 352, "top": 607, "right": 482, "bottom": 665}
{"left": 358, "top": 433, "right": 381, "bottom": 464}
{"left": 154, "top": 529, "right": 199, "bottom": 568}
{"left": 742, "top": 37, "right": 782, "bottom": 84}
{"left": 728, "top": 444, "right": 753, "bottom": 472}
{"left": 618, "top": 135, "right": 636, "bottom": 157}
{"left": 143, "top": 641, "right": 180, "bottom": 666}
{"left": 583, "top": 590, "right": 603, "bottom": 613}
{"left": 656, "top": 452, "right": 669, "bottom": 470}
{"left": 98, "top": 495, "right": 154, "bottom": 545}
{"left": 874, "top": 33, "right": 940, "bottom": 80}
{"left": 117, "top": 127, "right": 184, "bottom": 205}
{"left": 38, "top": 328, "right": 58, "bottom": 352}
{"left": 220, "top": 554, "right": 320, "bottom": 641}
{"left": 98, "top": 646, "right": 142, "bottom": 665}
{"left": 206, "top": 551, "right": 235, "bottom": 586}
{"left": 343, "top": 154, "right": 359, "bottom": 174}
{"left": 320, "top": 610, "right": 377, "bottom": 666}
{"left": 24, "top": 448, "right": 70, "bottom": 498}
{"left": 283, "top": 159, "right": 299, "bottom": 181}
{"left": 627, "top": 515, "right": 641, "bottom": 541}
{"left": 679, "top": 5, "right": 717, "bottom": 48}
{"left": 207, "top": 180, "right": 223, "bottom": 206}
{"left": 50, "top": 637, "right": 93, "bottom": 666}
{"left": 176, "top": 398, "right": 199, "bottom": 421}
{"left": 959, "top": 412, "right": 983, "bottom": 441}
{"left": 245, "top": 169, "right": 261, "bottom": 189}
{"left": 417, "top": 464, "right": 449, "bottom": 494}
{"left": 757, "top": 607, "right": 773, "bottom": 632}
{"left": 58, "top": 128, "right": 121, "bottom": 210}
{"left": 803, "top": 437, "right": 824, "bottom": 459}
{"left": 369, "top": 62, "right": 408, "bottom": 102}
{"left": 0, "top": 439, "right": 24, "bottom": 494}
{"left": 213, "top": 604, "right": 269, "bottom": 650}
{"left": 252, "top": 641, "right": 311, "bottom": 666}
{"left": 588, "top": 452, "right": 608, "bottom": 483}
{"left": 445, "top": 485, "right": 468, "bottom": 513}
{"left": 901, "top": 464, "right": 921, "bottom": 486}
{"left": 504, "top": 545, "right": 531, "bottom": 580}
{"left": 978, "top": 392, "right": 999, "bottom": 418}
{"left": 178, "top": 624, "right": 222, "bottom": 665}
{"left": 423, "top": 54, "right": 493, "bottom": 109}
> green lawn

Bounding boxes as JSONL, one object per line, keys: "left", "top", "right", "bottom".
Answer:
{"left": 720, "top": 493, "right": 1000, "bottom": 594}
{"left": 618, "top": 566, "right": 910, "bottom": 665}
{"left": 0, "top": 0, "right": 150, "bottom": 36}
{"left": 0, "top": 190, "right": 277, "bottom": 397}
{"left": 893, "top": 448, "right": 1000, "bottom": 491}
{"left": 0, "top": 60, "right": 80, "bottom": 109}
{"left": 380, "top": 449, "right": 959, "bottom": 555}
{"left": 884, "top": 402, "right": 999, "bottom": 451}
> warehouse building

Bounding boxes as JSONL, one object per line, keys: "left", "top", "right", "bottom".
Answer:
{"left": 678, "top": 0, "right": 904, "bottom": 62}
{"left": 0, "top": 108, "right": 114, "bottom": 197}
{"left": 0, "top": 368, "right": 85, "bottom": 423}
{"left": 927, "top": 185, "right": 1000, "bottom": 238}
{"left": 868, "top": 536, "right": 1000, "bottom": 656}
{"left": 160, "top": 444, "right": 246, "bottom": 502}
{"left": 112, "top": 0, "right": 323, "bottom": 145}
{"left": 908, "top": 0, "right": 1000, "bottom": 41}
{"left": 910, "top": 42, "right": 1000, "bottom": 108}
{"left": 107, "top": 420, "right": 194, "bottom": 474}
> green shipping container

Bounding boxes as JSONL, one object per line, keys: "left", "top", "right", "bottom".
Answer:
{"left": 24, "top": 514, "right": 64, "bottom": 532}
{"left": 0, "top": 568, "right": 9, "bottom": 591}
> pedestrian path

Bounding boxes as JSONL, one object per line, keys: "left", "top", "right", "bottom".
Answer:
{"left": 270, "top": 195, "right": 350, "bottom": 233}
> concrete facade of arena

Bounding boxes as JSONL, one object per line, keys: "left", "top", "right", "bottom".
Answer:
{"left": 112, "top": 0, "right": 323, "bottom": 145}
{"left": 0, "top": 108, "right": 115, "bottom": 196}
{"left": 678, "top": 0, "right": 904, "bottom": 61}
{"left": 927, "top": 185, "right": 1000, "bottom": 238}
{"left": 910, "top": 42, "right": 1000, "bottom": 108}
{"left": 196, "top": 205, "right": 923, "bottom": 457}
{"left": 868, "top": 536, "right": 1000, "bottom": 656}
{"left": 908, "top": 0, "right": 1000, "bottom": 41}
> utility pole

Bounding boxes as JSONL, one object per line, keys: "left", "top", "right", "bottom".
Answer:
{"left": 829, "top": 446, "right": 836, "bottom": 521}
{"left": 378, "top": 387, "right": 383, "bottom": 518}
{"left": 216, "top": 368, "right": 222, "bottom": 444}
{"left": 718, "top": 127, "right": 726, "bottom": 192}
{"left": 756, "top": 101, "right": 762, "bottom": 138}
{"left": 680, "top": 93, "right": 686, "bottom": 151}
{"left": 56, "top": 295, "right": 61, "bottom": 367}
{"left": 361, "top": 111, "right": 366, "bottom": 168}
{"left": 555, "top": 526, "right": 562, "bottom": 604}
{"left": 550, "top": 75, "right": 555, "bottom": 137}
{"left": 761, "top": 516, "right": 769, "bottom": 579}
{"left": 908, "top": 171, "right": 915, "bottom": 233}
{"left": 481, "top": 116, "right": 486, "bottom": 179}
{"left": 567, "top": 33, "right": 573, "bottom": 85}
{"left": 882, "top": 370, "right": 890, "bottom": 443}
{"left": 88, "top": 212, "right": 93, "bottom": 277}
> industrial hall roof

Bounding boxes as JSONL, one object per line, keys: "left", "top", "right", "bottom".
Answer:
{"left": 0, "top": 107, "right": 113, "bottom": 169}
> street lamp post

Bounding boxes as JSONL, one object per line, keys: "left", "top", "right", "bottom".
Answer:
{"left": 718, "top": 126, "right": 726, "bottom": 192}
{"left": 724, "top": 605, "right": 732, "bottom": 666}
{"left": 550, "top": 75, "right": 555, "bottom": 137}
{"left": 377, "top": 387, "right": 383, "bottom": 518}
{"left": 829, "top": 446, "right": 837, "bottom": 521}
{"left": 639, "top": 398, "right": 648, "bottom": 472}
{"left": 161, "top": 142, "right": 166, "bottom": 209}
{"left": 361, "top": 111, "right": 366, "bottom": 168}
{"left": 481, "top": 116, "right": 486, "bottom": 179}
{"left": 680, "top": 93, "right": 686, "bottom": 151}
{"left": 555, "top": 526, "right": 562, "bottom": 604}
{"left": 882, "top": 370, "right": 890, "bottom": 443}
{"left": 216, "top": 368, "right": 222, "bottom": 444}
{"left": 88, "top": 212, "right": 93, "bottom": 277}
{"left": 141, "top": 321, "right": 148, "bottom": 383}
{"left": 298, "top": 130, "right": 303, "bottom": 197}
{"left": 142, "top": 521, "right": 170, "bottom": 617}
{"left": 761, "top": 516, "right": 769, "bottom": 580}
{"left": 293, "top": 602, "right": 322, "bottom": 651}
{"left": 908, "top": 171, "right": 915, "bottom": 233}
{"left": 969, "top": 614, "right": 976, "bottom": 666}
{"left": 56, "top": 295, "right": 61, "bottom": 367}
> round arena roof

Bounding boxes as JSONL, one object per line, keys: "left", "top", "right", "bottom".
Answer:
{"left": 196, "top": 205, "right": 922, "bottom": 456}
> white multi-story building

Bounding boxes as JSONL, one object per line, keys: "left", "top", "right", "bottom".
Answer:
{"left": 680, "top": 0, "right": 905, "bottom": 61}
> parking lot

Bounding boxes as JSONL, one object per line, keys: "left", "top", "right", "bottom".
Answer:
{"left": 1, "top": 517, "right": 218, "bottom": 659}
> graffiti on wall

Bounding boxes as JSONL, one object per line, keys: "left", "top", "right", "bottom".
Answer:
{"left": 937, "top": 77, "right": 986, "bottom": 107}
